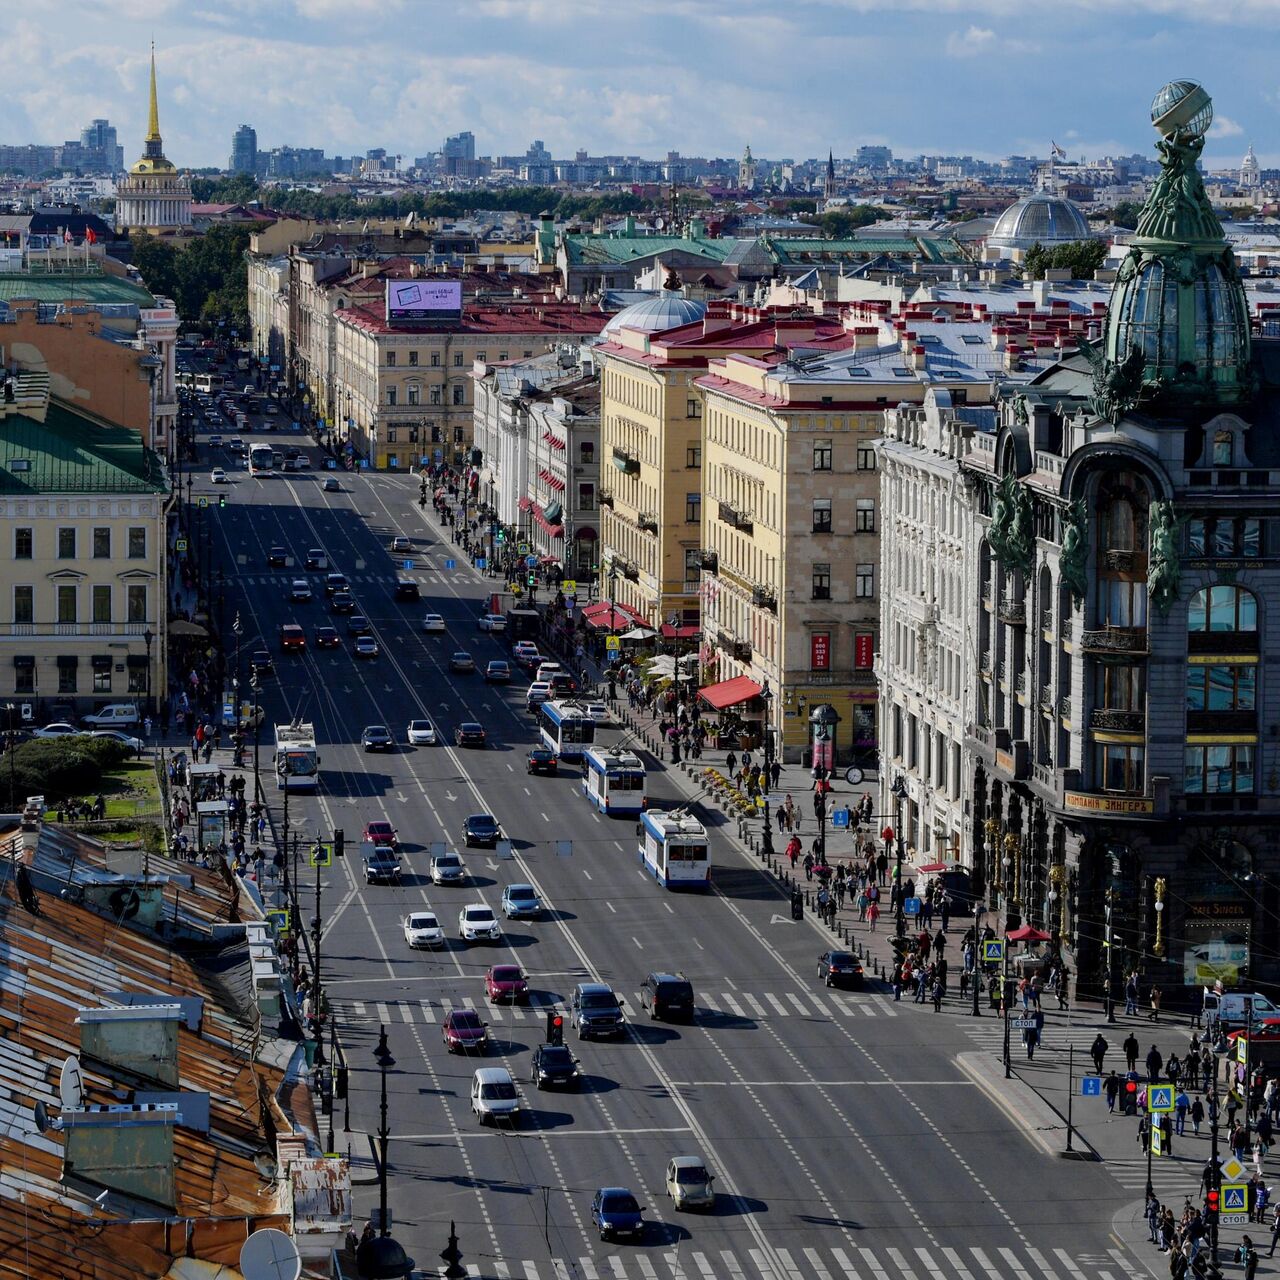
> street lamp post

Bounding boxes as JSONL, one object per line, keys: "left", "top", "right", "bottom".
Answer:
{"left": 311, "top": 836, "right": 326, "bottom": 1069}
{"left": 143, "top": 628, "right": 155, "bottom": 720}
{"left": 1105, "top": 887, "right": 1117, "bottom": 1024}
{"left": 972, "top": 901, "right": 985, "bottom": 1018}
{"left": 355, "top": 1027, "right": 414, "bottom": 1280}
{"left": 250, "top": 671, "right": 262, "bottom": 809}
{"left": 4, "top": 702, "right": 16, "bottom": 809}
{"left": 891, "top": 774, "right": 908, "bottom": 947}
{"left": 1208, "top": 1063, "right": 1221, "bottom": 1262}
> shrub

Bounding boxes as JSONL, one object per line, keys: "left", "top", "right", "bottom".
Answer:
{"left": 3, "top": 735, "right": 132, "bottom": 804}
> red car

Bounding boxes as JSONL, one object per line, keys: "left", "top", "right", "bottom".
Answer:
{"left": 363, "top": 820, "right": 398, "bottom": 849}
{"left": 442, "top": 1008, "right": 489, "bottom": 1054}
{"left": 485, "top": 964, "right": 529, "bottom": 1004}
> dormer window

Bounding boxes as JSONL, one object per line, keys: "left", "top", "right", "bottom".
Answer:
{"left": 1211, "top": 430, "right": 1233, "bottom": 467}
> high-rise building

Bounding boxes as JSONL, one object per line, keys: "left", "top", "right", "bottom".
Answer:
{"left": 229, "top": 124, "right": 257, "bottom": 175}
{"left": 443, "top": 131, "right": 475, "bottom": 162}
{"left": 114, "top": 46, "right": 191, "bottom": 234}
{"left": 79, "top": 118, "right": 123, "bottom": 172}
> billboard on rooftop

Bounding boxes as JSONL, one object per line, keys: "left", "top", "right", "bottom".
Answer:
{"left": 386, "top": 279, "right": 462, "bottom": 322}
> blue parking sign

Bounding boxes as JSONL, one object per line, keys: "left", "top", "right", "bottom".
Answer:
{"left": 402, "top": 559, "right": 414, "bottom": 570}
{"left": 526, "top": 555, "right": 538, "bottom": 568}
{"left": 903, "top": 896, "right": 921, "bottom": 916}
{"left": 475, "top": 557, "right": 486, "bottom": 569}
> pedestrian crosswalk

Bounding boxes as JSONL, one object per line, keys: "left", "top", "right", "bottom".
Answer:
{"left": 474, "top": 1241, "right": 1134, "bottom": 1280}
{"left": 1107, "top": 1153, "right": 1201, "bottom": 1197}
{"left": 334, "top": 988, "right": 900, "bottom": 1027}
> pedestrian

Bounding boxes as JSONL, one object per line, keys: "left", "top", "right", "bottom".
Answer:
{"left": 1237, "top": 1236, "right": 1259, "bottom": 1280}
{"left": 143, "top": 714, "right": 153, "bottom": 739}
{"left": 1150, "top": 986, "right": 1162, "bottom": 1022}
{"left": 866, "top": 901, "right": 879, "bottom": 932}
{"left": 770, "top": 760, "right": 781, "bottom": 788}
{"left": 1270, "top": 1204, "right": 1280, "bottom": 1257}
{"left": 1125, "top": 1031, "right": 1140, "bottom": 1073}
{"left": 1191, "top": 1096, "right": 1205, "bottom": 1136}
{"left": 1175, "top": 1089, "right": 1189, "bottom": 1136}
{"left": 1146, "top": 1192, "right": 1161, "bottom": 1243}
{"left": 1092, "top": 1033, "right": 1109, "bottom": 1076}
{"left": 803, "top": 851, "right": 814, "bottom": 881}
{"left": 1147, "top": 1043, "right": 1163, "bottom": 1083}
{"left": 1056, "top": 968, "right": 1070, "bottom": 1011}
{"left": 1105, "top": 1070, "right": 1121, "bottom": 1113}
{"left": 725, "top": 750, "right": 737, "bottom": 777}
{"left": 1126, "top": 972, "right": 1140, "bottom": 1017}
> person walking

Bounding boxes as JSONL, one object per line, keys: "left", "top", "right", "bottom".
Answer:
{"left": 1092, "top": 1033, "right": 1109, "bottom": 1076}
{"left": 1150, "top": 986, "right": 1163, "bottom": 1023}
{"left": 1125, "top": 1031, "right": 1141, "bottom": 1073}
{"left": 1269, "top": 1203, "right": 1280, "bottom": 1257}
{"left": 1126, "top": 972, "right": 1140, "bottom": 1017}
{"left": 1147, "top": 1044, "right": 1164, "bottom": 1084}
{"left": 1236, "top": 1236, "right": 1259, "bottom": 1280}
{"left": 1105, "top": 1070, "right": 1121, "bottom": 1114}
{"left": 1191, "top": 1096, "right": 1205, "bottom": 1136}
{"left": 1175, "top": 1089, "right": 1190, "bottom": 1137}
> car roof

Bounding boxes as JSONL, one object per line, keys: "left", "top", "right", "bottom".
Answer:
{"left": 577, "top": 982, "right": 613, "bottom": 995}
{"left": 466, "top": 813, "right": 496, "bottom": 822}
{"left": 473, "top": 1066, "right": 511, "bottom": 1083}
{"left": 647, "top": 972, "right": 687, "bottom": 985}
{"left": 668, "top": 1155, "right": 706, "bottom": 1168}
{"left": 505, "top": 883, "right": 535, "bottom": 893}
{"left": 597, "top": 1186, "right": 633, "bottom": 1197}
{"left": 433, "top": 851, "right": 461, "bottom": 862}
{"left": 459, "top": 721, "right": 483, "bottom": 730}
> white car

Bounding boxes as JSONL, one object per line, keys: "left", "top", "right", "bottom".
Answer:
{"left": 431, "top": 851, "right": 466, "bottom": 885}
{"left": 289, "top": 578, "right": 313, "bottom": 602}
{"left": 210, "top": 467, "right": 228, "bottom": 484}
{"left": 34, "top": 722, "right": 80, "bottom": 739}
{"left": 584, "top": 701, "right": 610, "bottom": 724}
{"left": 422, "top": 613, "right": 446, "bottom": 633}
{"left": 525, "top": 681, "right": 552, "bottom": 710}
{"left": 477, "top": 613, "right": 506, "bottom": 632}
{"left": 90, "top": 728, "right": 145, "bottom": 752}
{"left": 403, "top": 911, "right": 444, "bottom": 950}
{"left": 407, "top": 718, "right": 437, "bottom": 745}
{"left": 459, "top": 903, "right": 501, "bottom": 943}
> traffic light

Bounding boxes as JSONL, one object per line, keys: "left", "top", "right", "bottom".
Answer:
{"left": 527, "top": 572, "right": 535, "bottom": 587}
{"left": 333, "top": 828, "right": 345, "bottom": 858}
{"left": 218, "top": 494, "right": 227, "bottom": 509}
{"left": 496, "top": 530, "right": 505, "bottom": 544}
{"left": 1123, "top": 1076, "right": 1139, "bottom": 1116}
{"left": 546, "top": 1010, "right": 564, "bottom": 1045}
{"left": 1205, "top": 1187, "right": 1219, "bottom": 1218}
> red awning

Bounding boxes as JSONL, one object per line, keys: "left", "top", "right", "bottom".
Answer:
{"left": 583, "top": 607, "right": 634, "bottom": 631}
{"left": 582, "top": 601, "right": 609, "bottom": 620}
{"left": 545, "top": 474, "right": 565, "bottom": 492}
{"left": 660, "top": 623, "right": 701, "bottom": 639}
{"left": 698, "top": 675, "right": 762, "bottom": 709}
{"left": 532, "top": 507, "right": 564, "bottom": 538}
{"left": 542, "top": 431, "right": 565, "bottom": 451}
{"left": 518, "top": 496, "right": 533, "bottom": 511}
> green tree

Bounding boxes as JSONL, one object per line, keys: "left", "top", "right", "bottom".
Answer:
{"left": 1104, "top": 200, "right": 1144, "bottom": 231}
{"left": 1022, "top": 239, "right": 1108, "bottom": 281}
{"left": 174, "top": 225, "right": 252, "bottom": 329}
{"left": 130, "top": 232, "right": 180, "bottom": 302}
{"left": 804, "top": 206, "right": 890, "bottom": 238}
{"left": 190, "top": 173, "right": 261, "bottom": 205}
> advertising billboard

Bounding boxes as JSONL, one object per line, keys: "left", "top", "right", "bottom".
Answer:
{"left": 386, "top": 279, "right": 462, "bottom": 321}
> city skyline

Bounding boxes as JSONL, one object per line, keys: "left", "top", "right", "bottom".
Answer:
{"left": 4, "top": 0, "right": 1280, "bottom": 173}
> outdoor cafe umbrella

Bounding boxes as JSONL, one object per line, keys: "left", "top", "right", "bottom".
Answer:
{"left": 1006, "top": 925, "right": 1051, "bottom": 943}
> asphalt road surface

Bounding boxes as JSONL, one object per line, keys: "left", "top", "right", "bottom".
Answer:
{"left": 187, "top": 416, "right": 1157, "bottom": 1280}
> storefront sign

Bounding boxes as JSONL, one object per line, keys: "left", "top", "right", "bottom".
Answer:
{"left": 811, "top": 633, "right": 831, "bottom": 671}
{"left": 1063, "top": 792, "right": 1154, "bottom": 815}
{"left": 854, "top": 633, "right": 875, "bottom": 670}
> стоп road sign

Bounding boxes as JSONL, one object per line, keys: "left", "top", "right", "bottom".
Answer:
{"left": 1011, "top": 1017, "right": 1037, "bottom": 1030}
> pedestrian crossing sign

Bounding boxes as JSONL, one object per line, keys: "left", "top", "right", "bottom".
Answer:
{"left": 1147, "top": 1084, "right": 1174, "bottom": 1113}
{"left": 1237, "top": 1034, "right": 1248, "bottom": 1064}
{"left": 265, "top": 907, "right": 289, "bottom": 935}
{"left": 982, "top": 939, "right": 1004, "bottom": 963}
{"left": 1223, "top": 1183, "right": 1248, "bottom": 1212}
{"left": 1150, "top": 1122, "right": 1164, "bottom": 1156}
{"left": 309, "top": 843, "right": 332, "bottom": 867}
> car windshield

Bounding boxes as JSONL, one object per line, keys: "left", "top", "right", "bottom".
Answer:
{"left": 492, "top": 967, "right": 522, "bottom": 981}
{"left": 368, "top": 822, "right": 392, "bottom": 834}
{"left": 469, "top": 816, "right": 496, "bottom": 830}
{"left": 437, "top": 856, "right": 460, "bottom": 868}
{"left": 828, "top": 952, "right": 854, "bottom": 964}
{"left": 602, "top": 1194, "right": 639, "bottom": 1214}
{"left": 452, "top": 1011, "right": 481, "bottom": 1029}
{"left": 408, "top": 915, "right": 437, "bottom": 930}
{"left": 410, "top": 720, "right": 430, "bottom": 730}
{"left": 366, "top": 729, "right": 389, "bottom": 739}
{"left": 482, "top": 1082, "right": 517, "bottom": 1100}
{"left": 581, "top": 992, "right": 618, "bottom": 1009}
{"left": 509, "top": 887, "right": 535, "bottom": 900}
{"left": 541, "top": 1047, "right": 573, "bottom": 1067}
{"left": 466, "top": 908, "right": 495, "bottom": 923}
{"left": 674, "top": 1167, "right": 709, "bottom": 1185}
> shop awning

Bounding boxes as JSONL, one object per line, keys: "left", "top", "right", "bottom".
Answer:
{"left": 660, "top": 623, "right": 701, "bottom": 639}
{"left": 698, "top": 675, "right": 762, "bottom": 710}
{"left": 583, "top": 606, "right": 642, "bottom": 631}
{"left": 532, "top": 507, "right": 565, "bottom": 538}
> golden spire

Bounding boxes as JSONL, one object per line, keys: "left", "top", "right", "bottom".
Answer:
{"left": 146, "top": 42, "right": 161, "bottom": 144}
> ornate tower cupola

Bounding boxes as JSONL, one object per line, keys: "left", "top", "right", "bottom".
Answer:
{"left": 1095, "top": 81, "right": 1253, "bottom": 421}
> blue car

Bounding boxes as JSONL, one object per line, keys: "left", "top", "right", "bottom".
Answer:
{"left": 590, "top": 1187, "right": 643, "bottom": 1242}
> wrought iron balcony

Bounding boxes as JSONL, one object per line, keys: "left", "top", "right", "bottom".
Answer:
{"left": 751, "top": 584, "right": 777, "bottom": 612}
{"left": 610, "top": 448, "right": 640, "bottom": 475}
{"left": 1081, "top": 624, "right": 1148, "bottom": 655}
{"left": 1089, "top": 707, "right": 1145, "bottom": 733}
{"left": 717, "top": 501, "right": 754, "bottom": 535}
{"left": 699, "top": 549, "right": 719, "bottom": 573}
{"left": 598, "top": 489, "right": 614, "bottom": 508}
{"left": 998, "top": 600, "right": 1026, "bottom": 626}
{"left": 732, "top": 638, "right": 753, "bottom": 661}
{"left": 638, "top": 512, "right": 659, "bottom": 534}
{"left": 621, "top": 561, "right": 640, "bottom": 582}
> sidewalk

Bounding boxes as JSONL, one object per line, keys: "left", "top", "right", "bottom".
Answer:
{"left": 610, "top": 689, "right": 1269, "bottom": 1274}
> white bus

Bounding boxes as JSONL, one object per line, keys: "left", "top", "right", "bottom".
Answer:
{"left": 194, "top": 372, "right": 225, "bottom": 393}
{"left": 249, "top": 443, "right": 276, "bottom": 476}
{"left": 638, "top": 810, "right": 710, "bottom": 891}
{"left": 539, "top": 699, "right": 596, "bottom": 762}
{"left": 582, "top": 747, "right": 646, "bottom": 817}
{"left": 273, "top": 722, "right": 319, "bottom": 791}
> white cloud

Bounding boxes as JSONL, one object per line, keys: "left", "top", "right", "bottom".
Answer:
{"left": 1209, "top": 114, "right": 1244, "bottom": 138}
{"left": 945, "top": 25, "right": 996, "bottom": 56}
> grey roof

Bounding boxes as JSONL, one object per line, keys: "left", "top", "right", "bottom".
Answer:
{"left": 989, "top": 193, "right": 1091, "bottom": 250}
{"left": 601, "top": 292, "right": 707, "bottom": 337}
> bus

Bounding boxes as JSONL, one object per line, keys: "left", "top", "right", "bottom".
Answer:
{"left": 273, "top": 721, "right": 319, "bottom": 791}
{"left": 194, "top": 372, "right": 225, "bottom": 393}
{"left": 582, "top": 747, "right": 646, "bottom": 817}
{"left": 249, "top": 443, "right": 276, "bottom": 476}
{"left": 539, "top": 699, "right": 596, "bottom": 762}
{"left": 639, "top": 810, "right": 710, "bottom": 890}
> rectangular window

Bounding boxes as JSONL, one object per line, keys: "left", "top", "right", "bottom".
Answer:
{"left": 408, "top": 350, "right": 418, "bottom": 366}
{"left": 386, "top": 386, "right": 397, "bottom": 406}
{"left": 93, "top": 664, "right": 112, "bottom": 694}
{"left": 476, "top": 351, "right": 487, "bottom": 363}
{"left": 431, "top": 351, "right": 440, "bottom": 367}
{"left": 856, "top": 562, "right": 875, "bottom": 598}
{"left": 58, "top": 527, "right": 76, "bottom": 559}
{"left": 57, "top": 585, "right": 76, "bottom": 624}
{"left": 453, "top": 426, "right": 465, "bottom": 444}
{"left": 856, "top": 499, "right": 876, "bottom": 532}
{"left": 386, "top": 350, "right": 396, "bottom": 367}
{"left": 453, "top": 352, "right": 464, "bottom": 367}
{"left": 58, "top": 663, "right": 77, "bottom": 694}
{"left": 128, "top": 664, "right": 147, "bottom": 694}
{"left": 93, "top": 527, "right": 110, "bottom": 558}
{"left": 1187, "top": 519, "right": 1205, "bottom": 556}
{"left": 685, "top": 492, "right": 701, "bottom": 524}
{"left": 1186, "top": 664, "right": 1256, "bottom": 711}
{"left": 684, "top": 548, "right": 701, "bottom": 587}
{"left": 811, "top": 632, "right": 831, "bottom": 670}
{"left": 686, "top": 446, "right": 701, "bottom": 468}
{"left": 407, "top": 385, "right": 420, "bottom": 406}
{"left": 127, "top": 584, "right": 147, "bottom": 624}
{"left": 580, "top": 442, "right": 594, "bottom": 464}
{"left": 812, "top": 563, "right": 831, "bottom": 600}
{"left": 14, "top": 527, "right": 32, "bottom": 559}
{"left": 1241, "top": 518, "right": 1262, "bottom": 558}
{"left": 14, "top": 665, "right": 34, "bottom": 694}
{"left": 1098, "top": 743, "right": 1145, "bottom": 794}
{"left": 452, "top": 386, "right": 465, "bottom": 405}
{"left": 579, "top": 484, "right": 595, "bottom": 511}
{"left": 386, "top": 428, "right": 398, "bottom": 443}
{"left": 1212, "top": 520, "right": 1234, "bottom": 556}
{"left": 128, "top": 527, "right": 146, "bottom": 560}
{"left": 1185, "top": 744, "right": 1254, "bottom": 794}
{"left": 13, "top": 585, "right": 33, "bottom": 624}
{"left": 92, "top": 585, "right": 111, "bottom": 623}
{"left": 812, "top": 499, "right": 832, "bottom": 533}
{"left": 430, "top": 386, "right": 441, "bottom": 405}
{"left": 813, "top": 440, "right": 832, "bottom": 471}
{"left": 857, "top": 444, "right": 876, "bottom": 471}
{"left": 686, "top": 398, "right": 702, "bottom": 418}
{"left": 499, "top": 352, "right": 508, "bottom": 362}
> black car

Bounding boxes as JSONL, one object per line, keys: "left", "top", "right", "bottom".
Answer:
{"left": 347, "top": 614, "right": 371, "bottom": 636}
{"left": 267, "top": 546, "right": 287, "bottom": 568}
{"left": 530, "top": 1043, "right": 580, "bottom": 1090}
{"left": 393, "top": 577, "right": 420, "bottom": 602}
{"left": 548, "top": 672, "right": 578, "bottom": 696}
{"left": 314, "top": 626, "right": 340, "bottom": 649}
{"left": 249, "top": 650, "right": 274, "bottom": 677}
{"left": 361, "top": 724, "right": 394, "bottom": 752}
{"left": 331, "top": 592, "right": 355, "bottom": 614}
{"left": 817, "top": 950, "right": 864, "bottom": 990}
{"left": 304, "top": 548, "right": 327, "bottom": 570}
{"left": 463, "top": 813, "right": 500, "bottom": 847}
{"left": 640, "top": 972, "right": 695, "bottom": 1021}
{"left": 526, "top": 747, "right": 558, "bottom": 776}
{"left": 324, "top": 573, "right": 349, "bottom": 596}
{"left": 362, "top": 846, "right": 402, "bottom": 885}
{"left": 455, "top": 722, "right": 486, "bottom": 748}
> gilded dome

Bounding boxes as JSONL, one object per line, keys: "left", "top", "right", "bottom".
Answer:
{"left": 988, "top": 193, "right": 1091, "bottom": 252}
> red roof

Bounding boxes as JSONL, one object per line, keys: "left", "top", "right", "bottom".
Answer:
{"left": 335, "top": 296, "right": 608, "bottom": 338}
{"left": 699, "top": 674, "right": 762, "bottom": 709}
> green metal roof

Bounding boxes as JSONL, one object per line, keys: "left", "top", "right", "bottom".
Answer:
{"left": 0, "top": 403, "right": 167, "bottom": 494}
{"left": 564, "top": 235, "right": 733, "bottom": 266}
{"left": 0, "top": 271, "right": 155, "bottom": 308}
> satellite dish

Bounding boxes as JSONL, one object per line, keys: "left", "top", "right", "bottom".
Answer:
{"left": 33, "top": 1100, "right": 49, "bottom": 1132}
{"left": 239, "top": 1228, "right": 301, "bottom": 1280}
{"left": 252, "top": 1149, "right": 279, "bottom": 1181}
{"left": 59, "top": 1055, "right": 84, "bottom": 1111}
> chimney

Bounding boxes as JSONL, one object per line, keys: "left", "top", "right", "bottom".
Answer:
{"left": 910, "top": 343, "right": 927, "bottom": 372}
{"left": 774, "top": 316, "right": 816, "bottom": 345}
{"left": 1005, "top": 342, "right": 1023, "bottom": 372}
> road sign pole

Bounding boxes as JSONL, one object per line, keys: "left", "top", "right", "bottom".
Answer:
{"left": 1066, "top": 1041, "right": 1075, "bottom": 1153}
{"left": 1003, "top": 942, "right": 1011, "bottom": 1079}
{"left": 1145, "top": 1108, "right": 1153, "bottom": 1200}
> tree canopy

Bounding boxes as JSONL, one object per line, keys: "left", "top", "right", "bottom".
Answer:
{"left": 132, "top": 225, "right": 252, "bottom": 328}
{"left": 1022, "top": 238, "right": 1109, "bottom": 281}
{"left": 802, "top": 206, "right": 891, "bottom": 238}
{"left": 1103, "top": 200, "right": 1144, "bottom": 231}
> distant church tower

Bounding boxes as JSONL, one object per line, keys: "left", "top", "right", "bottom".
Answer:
{"left": 115, "top": 45, "right": 192, "bottom": 234}
{"left": 823, "top": 150, "right": 836, "bottom": 203}
{"left": 739, "top": 145, "right": 757, "bottom": 193}
{"left": 1241, "top": 143, "right": 1261, "bottom": 191}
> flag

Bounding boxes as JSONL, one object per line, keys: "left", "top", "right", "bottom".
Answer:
{"left": 85, "top": 227, "right": 97, "bottom": 245}
{"left": 63, "top": 227, "right": 72, "bottom": 244}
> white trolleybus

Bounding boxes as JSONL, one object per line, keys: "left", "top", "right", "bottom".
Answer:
{"left": 581, "top": 747, "right": 646, "bottom": 817}
{"left": 274, "top": 721, "right": 320, "bottom": 791}
{"left": 539, "top": 699, "right": 596, "bottom": 763}
{"left": 249, "top": 442, "right": 276, "bottom": 476}
{"left": 638, "top": 809, "right": 710, "bottom": 891}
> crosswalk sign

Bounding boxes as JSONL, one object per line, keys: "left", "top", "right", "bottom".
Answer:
{"left": 1223, "top": 1183, "right": 1248, "bottom": 1212}
{"left": 1147, "top": 1084, "right": 1174, "bottom": 1113}
{"left": 1151, "top": 1122, "right": 1164, "bottom": 1156}
{"left": 982, "top": 939, "right": 1004, "bottom": 963}
{"left": 309, "top": 843, "right": 332, "bottom": 867}
{"left": 265, "top": 907, "right": 289, "bottom": 935}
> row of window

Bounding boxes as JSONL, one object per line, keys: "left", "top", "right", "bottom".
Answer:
{"left": 1186, "top": 517, "right": 1262, "bottom": 559}
{"left": 15, "top": 526, "right": 149, "bottom": 561}
{"left": 12, "top": 584, "right": 149, "bottom": 625}
{"left": 385, "top": 348, "right": 531, "bottom": 368}
{"left": 387, "top": 385, "right": 467, "bottom": 406}
{"left": 813, "top": 441, "right": 878, "bottom": 472}
{"left": 812, "top": 563, "right": 875, "bottom": 600}
{"left": 12, "top": 661, "right": 148, "bottom": 696}
{"left": 812, "top": 498, "right": 876, "bottom": 534}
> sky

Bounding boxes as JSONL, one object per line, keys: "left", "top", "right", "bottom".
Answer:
{"left": 5, "top": 0, "right": 1280, "bottom": 171}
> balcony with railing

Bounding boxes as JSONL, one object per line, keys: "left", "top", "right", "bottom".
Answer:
{"left": 11, "top": 621, "right": 151, "bottom": 637}
{"left": 717, "top": 501, "right": 754, "bottom": 535}
{"left": 610, "top": 448, "right": 640, "bottom": 475}
{"left": 998, "top": 599, "right": 1027, "bottom": 626}
{"left": 1089, "top": 707, "right": 1146, "bottom": 734}
{"left": 638, "top": 512, "right": 659, "bottom": 534}
{"left": 699, "top": 550, "right": 718, "bottom": 573}
{"left": 1081, "top": 624, "right": 1149, "bottom": 655}
{"left": 751, "top": 584, "right": 777, "bottom": 612}
{"left": 598, "top": 489, "right": 614, "bottom": 508}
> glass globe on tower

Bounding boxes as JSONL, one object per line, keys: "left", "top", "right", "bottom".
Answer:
{"left": 1150, "top": 80, "right": 1213, "bottom": 143}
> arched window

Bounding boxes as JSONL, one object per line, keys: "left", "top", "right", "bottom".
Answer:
{"left": 1188, "top": 584, "right": 1258, "bottom": 633}
{"left": 1106, "top": 498, "right": 1137, "bottom": 551}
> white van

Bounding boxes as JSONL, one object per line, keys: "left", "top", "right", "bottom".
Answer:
{"left": 81, "top": 703, "right": 141, "bottom": 728}
{"left": 471, "top": 1067, "right": 520, "bottom": 1125}
{"left": 1206, "top": 990, "right": 1278, "bottom": 1031}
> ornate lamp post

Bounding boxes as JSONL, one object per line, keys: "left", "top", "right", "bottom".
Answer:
{"left": 891, "top": 774, "right": 908, "bottom": 946}
{"left": 143, "top": 628, "right": 155, "bottom": 720}
{"left": 356, "top": 1027, "right": 414, "bottom": 1279}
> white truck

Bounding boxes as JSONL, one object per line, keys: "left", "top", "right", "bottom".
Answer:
{"left": 273, "top": 722, "right": 319, "bottom": 791}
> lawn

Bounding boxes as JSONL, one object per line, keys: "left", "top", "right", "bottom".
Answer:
{"left": 101, "top": 758, "right": 163, "bottom": 821}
